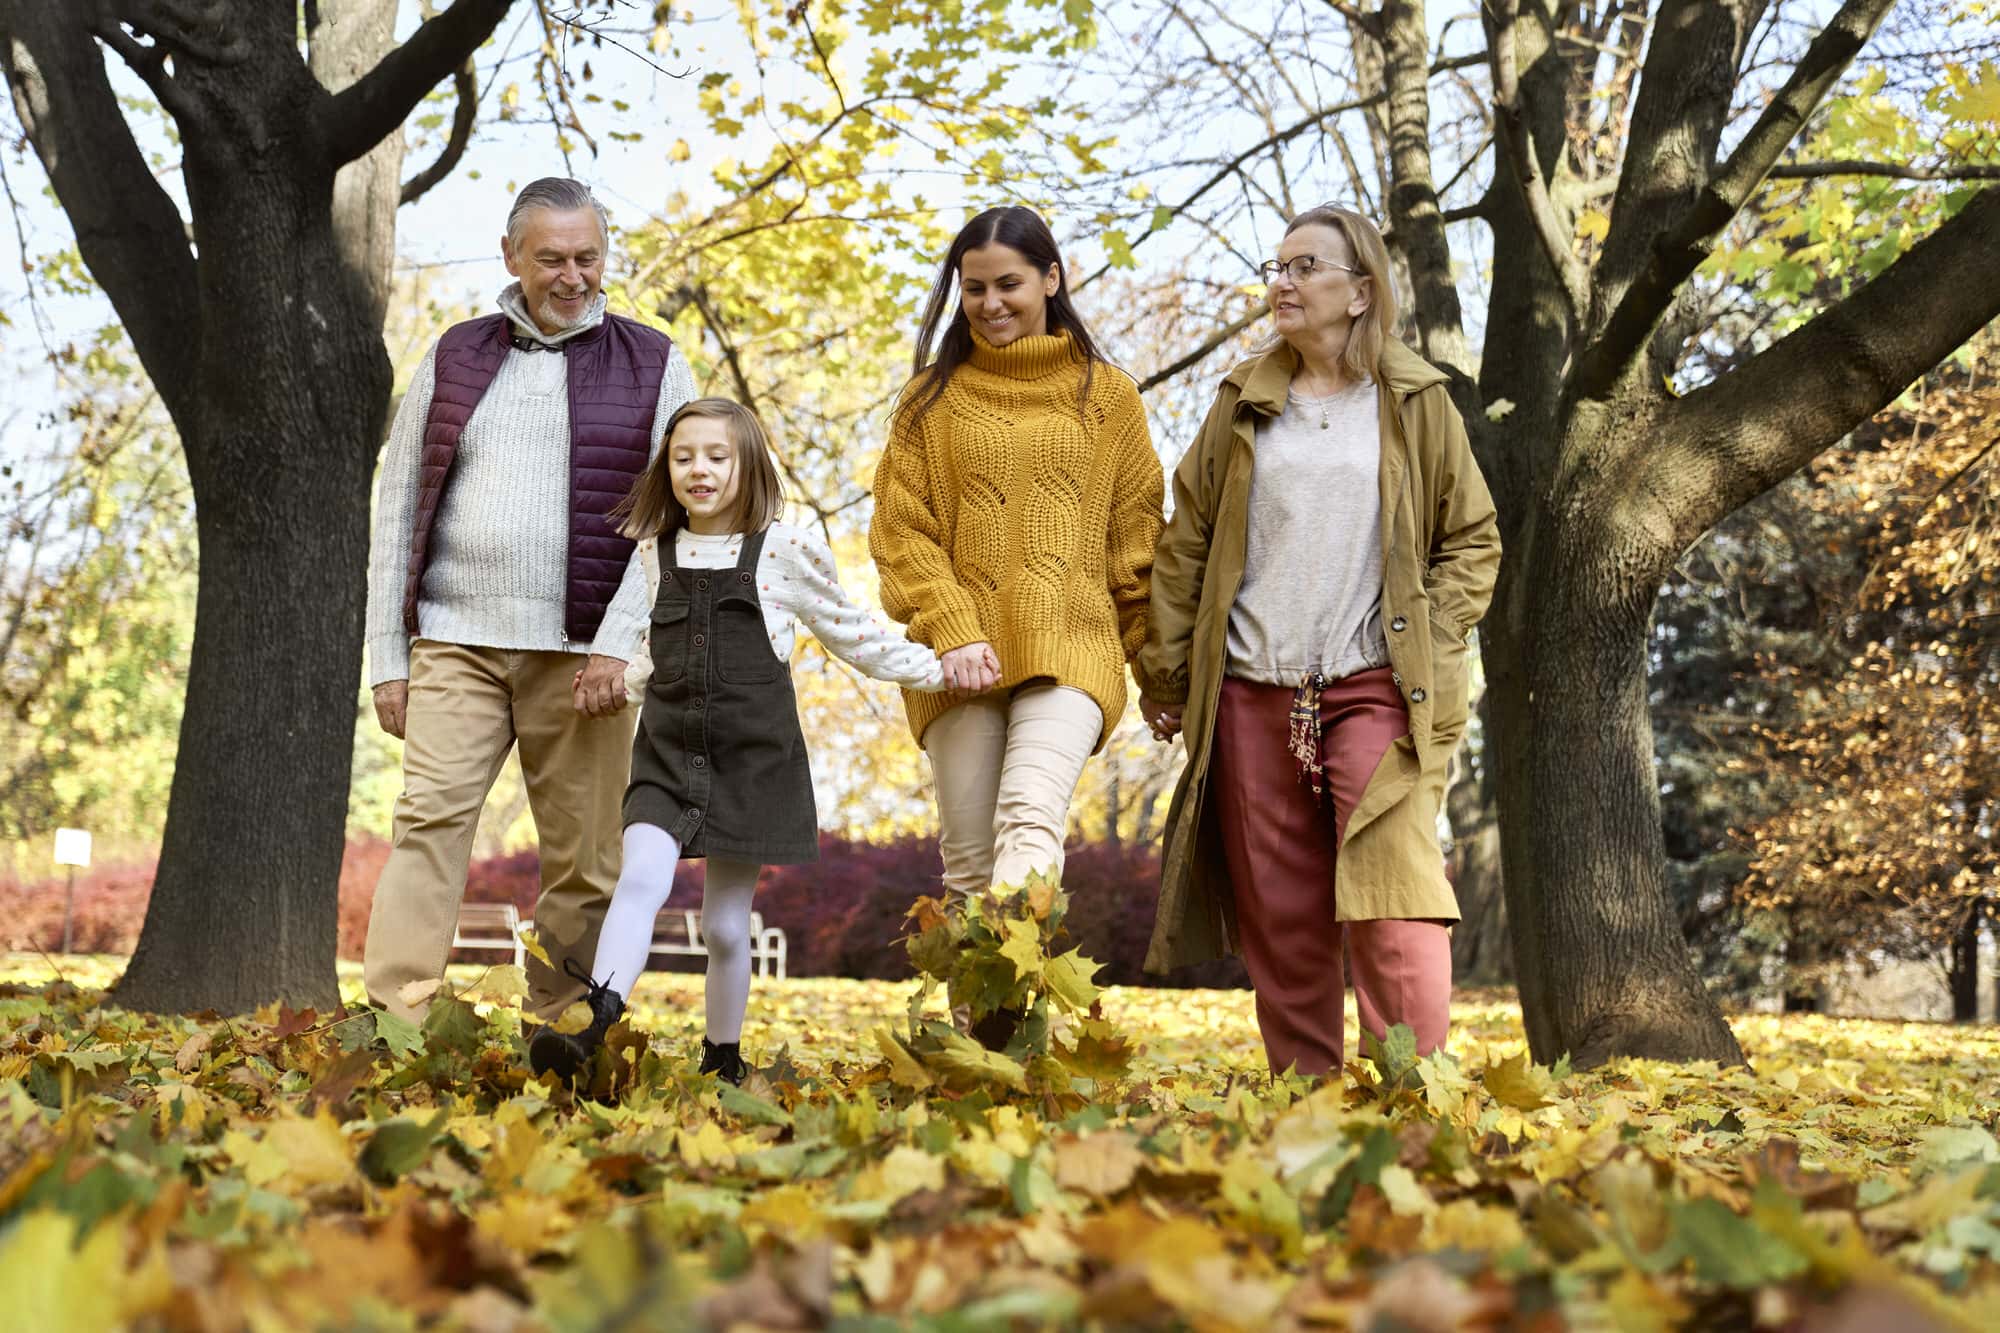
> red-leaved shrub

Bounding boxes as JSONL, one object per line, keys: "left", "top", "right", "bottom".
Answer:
{"left": 13, "top": 833, "right": 1249, "bottom": 989}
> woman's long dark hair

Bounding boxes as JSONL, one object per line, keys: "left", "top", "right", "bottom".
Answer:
{"left": 897, "top": 206, "right": 1107, "bottom": 425}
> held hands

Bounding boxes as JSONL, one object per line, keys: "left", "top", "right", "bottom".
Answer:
{"left": 572, "top": 654, "right": 631, "bottom": 718}
{"left": 940, "top": 642, "right": 1001, "bottom": 694}
{"left": 373, "top": 680, "right": 409, "bottom": 739}
{"left": 1140, "top": 693, "right": 1183, "bottom": 743}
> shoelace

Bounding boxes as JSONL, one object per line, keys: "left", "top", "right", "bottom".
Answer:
{"left": 562, "top": 956, "right": 618, "bottom": 1015}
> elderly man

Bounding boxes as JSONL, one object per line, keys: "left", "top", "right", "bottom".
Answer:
{"left": 364, "top": 177, "right": 692, "bottom": 1025}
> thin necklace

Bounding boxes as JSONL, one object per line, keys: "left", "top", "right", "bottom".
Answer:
{"left": 1293, "top": 386, "right": 1340, "bottom": 430}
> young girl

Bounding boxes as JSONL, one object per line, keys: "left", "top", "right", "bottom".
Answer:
{"left": 528, "top": 397, "right": 946, "bottom": 1086}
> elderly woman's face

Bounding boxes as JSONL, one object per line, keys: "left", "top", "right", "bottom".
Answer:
{"left": 1268, "top": 224, "right": 1370, "bottom": 344}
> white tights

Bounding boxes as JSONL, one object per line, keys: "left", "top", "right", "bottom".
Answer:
{"left": 590, "top": 822, "right": 760, "bottom": 1044}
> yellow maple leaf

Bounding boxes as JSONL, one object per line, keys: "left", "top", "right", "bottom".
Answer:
{"left": 872, "top": 1025, "right": 934, "bottom": 1089}
{"left": 0, "top": 1211, "right": 171, "bottom": 1329}
{"left": 1483, "top": 1051, "right": 1557, "bottom": 1110}
{"left": 998, "top": 915, "right": 1043, "bottom": 983}
{"left": 854, "top": 1144, "right": 945, "bottom": 1205}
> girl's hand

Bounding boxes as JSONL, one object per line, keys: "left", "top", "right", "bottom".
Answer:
{"left": 941, "top": 642, "right": 1000, "bottom": 694}
{"left": 1140, "top": 694, "right": 1183, "bottom": 742}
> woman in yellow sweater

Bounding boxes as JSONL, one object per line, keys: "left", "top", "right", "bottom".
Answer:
{"left": 871, "top": 205, "right": 1164, "bottom": 907}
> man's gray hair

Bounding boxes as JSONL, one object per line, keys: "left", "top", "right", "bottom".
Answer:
{"left": 505, "top": 177, "right": 611, "bottom": 249}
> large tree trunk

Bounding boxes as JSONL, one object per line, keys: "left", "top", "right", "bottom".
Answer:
{"left": 1486, "top": 469, "right": 1746, "bottom": 1067}
{"left": 1949, "top": 899, "right": 1986, "bottom": 1024}
{"left": 116, "top": 17, "right": 395, "bottom": 1011}
{"left": 1445, "top": 692, "right": 1508, "bottom": 985}
{"left": 0, "top": 0, "right": 507, "bottom": 1012}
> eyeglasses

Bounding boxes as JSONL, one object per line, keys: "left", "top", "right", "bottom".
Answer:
{"left": 1258, "top": 255, "right": 1359, "bottom": 285}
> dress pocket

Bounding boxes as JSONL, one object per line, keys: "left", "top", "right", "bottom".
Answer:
{"left": 650, "top": 601, "right": 690, "bottom": 683}
{"left": 714, "top": 591, "right": 783, "bottom": 685}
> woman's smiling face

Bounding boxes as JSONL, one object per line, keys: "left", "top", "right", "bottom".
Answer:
{"left": 959, "top": 243, "right": 1058, "bottom": 347}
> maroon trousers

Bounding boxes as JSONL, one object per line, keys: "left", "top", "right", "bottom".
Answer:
{"left": 1212, "top": 668, "right": 1452, "bottom": 1075}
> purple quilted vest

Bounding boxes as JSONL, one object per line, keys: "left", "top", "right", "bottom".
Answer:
{"left": 403, "top": 311, "right": 671, "bottom": 644}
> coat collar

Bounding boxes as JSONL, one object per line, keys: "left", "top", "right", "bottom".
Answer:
{"left": 1224, "top": 335, "right": 1448, "bottom": 416}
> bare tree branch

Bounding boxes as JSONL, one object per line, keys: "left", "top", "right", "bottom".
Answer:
{"left": 399, "top": 59, "right": 477, "bottom": 205}
{"left": 1137, "top": 299, "right": 1269, "bottom": 391}
{"left": 1074, "top": 50, "right": 1486, "bottom": 293}
{"left": 320, "top": 0, "right": 511, "bottom": 168}
{"left": 1576, "top": 0, "right": 1898, "bottom": 401}
{"left": 1650, "top": 185, "right": 2000, "bottom": 556}
{"left": 83, "top": 3, "right": 196, "bottom": 120}
{"left": 1383, "top": 0, "right": 1477, "bottom": 376}
{"left": 0, "top": 1, "right": 200, "bottom": 426}
{"left": 1766, "top": 158, "right": 2000, "bottom": 182}
{"left": 1490, "top": 0, "right": 1588, "bottom": 322}
{"left": 119, "top": 0, "right": 249, "bottom": 66}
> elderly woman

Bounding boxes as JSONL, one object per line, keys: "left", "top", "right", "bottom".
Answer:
{"left": 1135, "top": 205, "right": 1501, "bottom": 1076}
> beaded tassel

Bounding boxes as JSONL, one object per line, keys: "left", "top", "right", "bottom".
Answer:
{"left": 1287, "top": 671, "right": 1329, "bottom": 803}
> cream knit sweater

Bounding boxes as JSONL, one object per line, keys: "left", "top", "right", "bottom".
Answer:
{"left": 366, "top": 286, "right": 694, "bottom": 685}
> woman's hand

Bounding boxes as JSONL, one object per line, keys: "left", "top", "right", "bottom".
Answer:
{"left": 1140, "top": 694, "right": 1183, "bottom": 742}
{"left": 941, "top": 642, "right": 1000, "bottom": 694}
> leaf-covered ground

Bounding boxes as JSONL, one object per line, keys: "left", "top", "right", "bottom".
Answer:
{"left": 2, "top": 952, "right": 1997, "bottom": 1331}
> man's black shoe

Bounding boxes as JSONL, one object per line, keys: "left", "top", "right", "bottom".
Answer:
{"left": 527, "top": 957, "right": 625, "bottom": 1082}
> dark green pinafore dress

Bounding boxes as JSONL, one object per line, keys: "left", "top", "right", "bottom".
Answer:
{"left": 623, "top": 527, "right": 820, "bottom": 864}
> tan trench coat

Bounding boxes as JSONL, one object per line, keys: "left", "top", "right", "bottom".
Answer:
{"left": 1133, "top": 337, "right": 1501, "bottom": 974}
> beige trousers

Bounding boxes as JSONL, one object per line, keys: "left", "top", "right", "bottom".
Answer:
{"left": 363, "top": 641, "right": 635, "bottom": 1024}
{"left": 923, "top": 684, "right": 1103, "bottom": 898}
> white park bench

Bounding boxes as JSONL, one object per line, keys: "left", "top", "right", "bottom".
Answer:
{"left": 648, "top": 908, "right": 789, "bottom": 980}
{"left": 449, "top": 902, "right": 526, "bottom": 967}
{"left": 451, "top": 901, "right": 787, "bottom": 979}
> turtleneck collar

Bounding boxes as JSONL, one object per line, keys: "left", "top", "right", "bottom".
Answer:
{"left": 966, "top": 326, "right": 1079, "bottom": 380}
{"left": 496, "top": 281, "right": 607, "bottom": 348}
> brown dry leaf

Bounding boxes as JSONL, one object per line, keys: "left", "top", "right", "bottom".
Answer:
{"left": 697, "top": 1242, "right": 832, "bottom": 1330}
{"left": 172, "top": 1031, "right": 210, "bottom": 1073}
{"left": 397, "top": 978, "right": 444, "bottom": 1009}
{"left": 1051, "top": 1130, "right": 1147, "bottom": 1197}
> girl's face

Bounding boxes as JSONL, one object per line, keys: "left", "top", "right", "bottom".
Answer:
{"left": 959, "top": 243, "right": 1058, "bottom": 347}
{"left": 668, "top": 415, "right": 741, "bottom": 535}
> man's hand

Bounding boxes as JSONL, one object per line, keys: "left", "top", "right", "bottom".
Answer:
{"left": 373, "top": 680, "right": 409, "bottom": 739}
{"left": 1139, "top": 693, "right": 1183, "bottom": 743}
{"left": 940, "top": 642, "right": 1000, "bottom": 694}
{"left": 572, "top": 654, "right": 631, "bottom": 718}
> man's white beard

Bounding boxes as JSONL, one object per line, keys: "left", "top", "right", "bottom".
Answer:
{"left": 538, "top": 291, "right": 591, "bottom": 330}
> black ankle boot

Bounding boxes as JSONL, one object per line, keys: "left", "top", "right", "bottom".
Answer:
{"left": 970, "top": 1004, "right": 1024, "bottom": 1053}
{"left": 528, "top": 958, "right": 625, "bottom": 1083}
{"left": 698, "top": 1038, "right": 750, "bottom": 1086}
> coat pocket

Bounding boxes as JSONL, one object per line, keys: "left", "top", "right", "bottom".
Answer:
{"left": 650, "top": 601, "right": 690, "bottom": 683}
{"left": 1425, "top": 608, "right": 1472, "bottom": 747}
{"left": 714, "top": 589, "right": 784, "bottom": 685}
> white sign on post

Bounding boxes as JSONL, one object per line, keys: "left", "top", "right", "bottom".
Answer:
{"left": 54, "top": 828, "right": 92, "bottom": 868}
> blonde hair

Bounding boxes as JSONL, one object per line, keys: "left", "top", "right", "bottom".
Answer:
{"left": 614, "top": 397, "right": 784, "bottom": 540}
{"left": 1279, "top": 205, "right": 1400, "bottom": 384}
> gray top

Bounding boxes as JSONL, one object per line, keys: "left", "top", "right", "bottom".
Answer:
{"left": 1225, "top": 379, "right": 1391, "bottom": 685}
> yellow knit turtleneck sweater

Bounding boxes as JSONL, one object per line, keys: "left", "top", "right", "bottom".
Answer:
{"left": 869, "top": 328, "right": 1164, "bottom": 751}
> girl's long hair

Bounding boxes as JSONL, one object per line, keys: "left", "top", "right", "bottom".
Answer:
{"left": 1277, "top": 205, "right": 1401, "bottom": 385}
{"left": 613, "top": 397, "right": 784, "bottom": 540}
{"left": 896, "top": 205, "right": 1108, "bottom": 426}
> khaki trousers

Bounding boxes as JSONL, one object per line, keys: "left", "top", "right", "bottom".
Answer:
{"left": 363, "top": 641, "right": 635, "bottom": 1024}
{"left": 923, "top": 684, "right": 1103, "bottom": 898}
